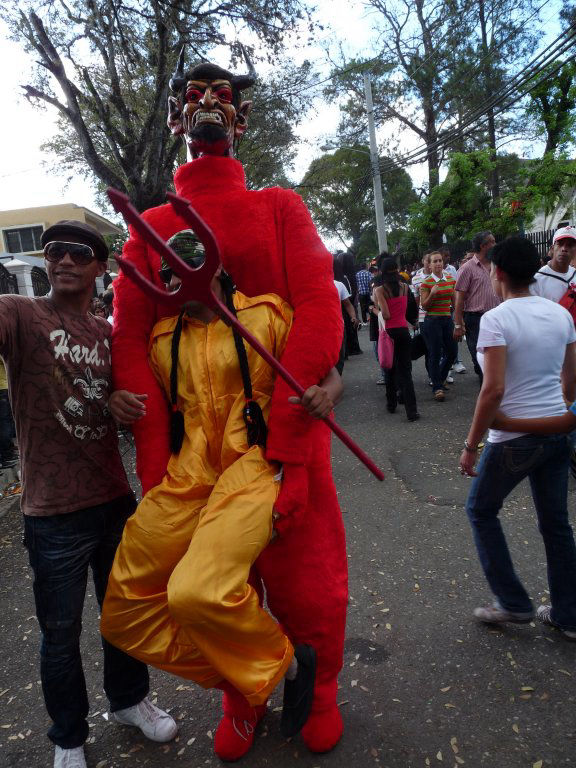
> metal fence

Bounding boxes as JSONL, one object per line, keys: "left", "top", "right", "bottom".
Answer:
{"left": 525, "top": 229, "right": 555, "bottom": 260}
{"left": 0, "top": 263, "right": 18, "bottom": 295}
{"left": 31, "top": 266, "right": 50, "bottom": 297}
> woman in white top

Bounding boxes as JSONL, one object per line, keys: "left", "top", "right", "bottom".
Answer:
{"left": 459, "top": 236, "right": 576, "bottom": 638}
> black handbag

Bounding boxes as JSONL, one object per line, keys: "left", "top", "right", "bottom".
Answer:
{"left": 410, "top": 331, "right": 427, "bottom": 361}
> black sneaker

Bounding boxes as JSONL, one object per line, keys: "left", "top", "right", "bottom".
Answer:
{"left": 280, "top": 644, "right": 316, "bottom": 738}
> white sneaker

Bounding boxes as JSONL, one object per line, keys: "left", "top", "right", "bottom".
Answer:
{"left": 453, "top": 361, "right": 467, "bottom": 374}
{"left": 537, "top": 604, "right": 576, "bottom": 641}
{"left": 444, "top": 375, "right": 454, "bottom": 384}
{"left": 112, "top": 697, "right": 178, "bottom": 742}
{"left": 54, "top": 746, "right": 87, "bottom": 768}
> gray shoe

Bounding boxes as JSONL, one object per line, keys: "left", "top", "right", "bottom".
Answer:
{"left": 537, "top": 605, "right": 576, "bottom": 640}
{"left": 54, "top": 746, "right": 87, "bottom": 768}
{"left": 473, "top": 601, "right": 534, "bottom": 624}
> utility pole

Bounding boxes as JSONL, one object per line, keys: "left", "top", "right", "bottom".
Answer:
{"left": 363, "top": 72, "right": 388, "bottom": 252}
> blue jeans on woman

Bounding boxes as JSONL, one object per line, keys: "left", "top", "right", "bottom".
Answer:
{"left": 466, "top": 434, "right": 576, "bottom": 631}
{"left": 24, "top": 495, "right": 150, "bottom": 748}
{"left": 422, "top": 315, "right": 458, "bottom": 391}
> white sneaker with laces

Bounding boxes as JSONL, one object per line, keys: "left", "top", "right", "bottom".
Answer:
{"left": 453, "top": 361, "right": 466, "bottom": 373}
{"left": 112, "top": 697, "right": 178, "bottom": 742}
{"left": 54, "top": 745, "right": 87, "bottom": 768}
{"left": 537, "top": 604, "right": 576, "bottom": 640}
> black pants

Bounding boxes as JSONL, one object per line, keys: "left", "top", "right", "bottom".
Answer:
{"left": 464, "top": 311, "right": 484, "bottom": 382}
{"left": 24, "top": 495, "right": 149, "bottom": 748}
{"left": 384, "top": 327, "right": 418, "bottom": 418}
{"left": 359, "top": 293, "right": 370, "bottom": 323}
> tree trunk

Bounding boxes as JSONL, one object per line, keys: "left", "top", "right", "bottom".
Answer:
{"left": 478, "top": 0, "right": 500, "bottom": 203}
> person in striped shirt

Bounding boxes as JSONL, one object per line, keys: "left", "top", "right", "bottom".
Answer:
{"left": 420, "top": 252, "right": 458, "bottom": 401}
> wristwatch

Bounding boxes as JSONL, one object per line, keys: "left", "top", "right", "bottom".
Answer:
{"left": 464, "top": 440, "right": 478, "bottom": 452}
{"left": 454, "top": 323, "right": 463, "bottom": 329}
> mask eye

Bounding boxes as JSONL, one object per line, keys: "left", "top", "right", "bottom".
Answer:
{"left": 214, "top": 86, "right": 232, "bottom": 103}
{"left": 186, "top": 88, "right": 204, "bottom": 103}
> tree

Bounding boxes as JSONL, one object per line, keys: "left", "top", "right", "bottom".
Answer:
{"left": 3, "top": 0, "right": 314, "bottom": 211}
{"left": 525, "top": 61, "right": 576, "bottom": 155}
{"left": 406, "top": 150, "right": 519, "bottom": 249}
{"left": 325, "top": 0, "right": 541, "bottom": 200}
{"left": 238, "top": 60, "right": 313, "bottom": 190}
{"left": 299, "top": 145, "right": 416, "bottom": 260}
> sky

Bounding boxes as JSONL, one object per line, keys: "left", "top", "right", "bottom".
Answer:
{"left": 0, "top": 0, "right": 562, "bottom": 225}
{"left": 0, "top": 1, "right": 414, "bottom": 221}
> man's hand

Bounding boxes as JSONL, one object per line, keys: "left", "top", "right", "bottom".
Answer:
{"left": 288, "top": 385, "right": 334, "bottom": 420}
{"left": 108, "top": 390, "right": 148, "bottom": 424}
{"left": 459, "top": 447, "right": 478, "bottom": 477}
{"left": 453, "top": 324, "right": 465, "bottom": 341}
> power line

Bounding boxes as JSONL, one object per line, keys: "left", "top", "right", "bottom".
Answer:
{"left": 375, "top": 26, "right": 576, "bottom": 177}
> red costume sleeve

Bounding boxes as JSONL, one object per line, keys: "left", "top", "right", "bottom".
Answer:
{"left": 265, "top": 191, "right": 343, "bottom": 465}
{"left": 111, "top": 223, "right": 172, "bottom": 494}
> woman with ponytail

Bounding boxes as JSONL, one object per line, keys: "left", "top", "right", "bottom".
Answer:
{"left": 102, "top": 230, "right": 343, "bottom": 757}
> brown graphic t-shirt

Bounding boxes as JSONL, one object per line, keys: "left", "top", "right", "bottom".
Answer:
{"left": 0, "top": 296, "right": 131, "bottom": 516}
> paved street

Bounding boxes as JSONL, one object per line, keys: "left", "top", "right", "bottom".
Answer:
{"left": 1, "top": 330, "right": 575, "bottom": 768}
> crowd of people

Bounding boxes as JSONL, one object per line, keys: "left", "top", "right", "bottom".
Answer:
{"left": 2, "top": 50, "right": 576, "bottom": 768}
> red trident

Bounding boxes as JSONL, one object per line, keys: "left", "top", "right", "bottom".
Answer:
{"left": 107, "top": 187, "right": 384, "bottom": 481}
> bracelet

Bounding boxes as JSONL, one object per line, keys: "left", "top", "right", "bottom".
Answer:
{"left": 464, "top": 439, "right": 478, "bottom": 452}
{"left": 454, "top": 323, "right": 463, "bottom": 329}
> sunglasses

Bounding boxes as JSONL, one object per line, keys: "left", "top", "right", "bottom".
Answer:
{"left": 43, "top": 241, "right": 96, "bottom": 265}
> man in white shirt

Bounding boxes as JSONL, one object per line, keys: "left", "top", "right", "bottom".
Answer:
{"left": 531, "top": 226, "right": 576, "bottom": 302}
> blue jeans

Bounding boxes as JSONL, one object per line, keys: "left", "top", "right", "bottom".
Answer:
{"left": 24, "top": 495, "right": 149, "bottom": 748}
{"left": 422, "top": 315, "right": 457, "bottom": 391}
{"left": 466, "top": 434, "right": 576, "bottom": 630}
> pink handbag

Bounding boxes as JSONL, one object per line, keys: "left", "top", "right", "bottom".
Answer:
{"left": 378, "top": 328, "right": 394, "bottom": 369}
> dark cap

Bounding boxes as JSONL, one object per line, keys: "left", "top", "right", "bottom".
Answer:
{"left": 41, "top": 220, "right": 109, "bottom": 261}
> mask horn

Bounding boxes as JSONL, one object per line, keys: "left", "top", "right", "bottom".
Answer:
{"left": 169, "top": 46, "right": 187, "bottom": 93}
{"left": 233, "top": 44, "right": 257, "bottom": 91}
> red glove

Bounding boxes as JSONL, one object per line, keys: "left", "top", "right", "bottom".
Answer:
{"left": 273, "top": 463, "right": 309, "bottom": 536}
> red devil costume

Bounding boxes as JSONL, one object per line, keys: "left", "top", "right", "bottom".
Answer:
{"left": 110, "top": 56, "right": 348, "bottom": 758}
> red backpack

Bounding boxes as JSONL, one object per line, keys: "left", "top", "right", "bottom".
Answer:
{"left": 537, "top": 268, "right": 576, "bottom": 325}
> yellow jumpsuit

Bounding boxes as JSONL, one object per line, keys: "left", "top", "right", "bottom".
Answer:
{"left": 101, "top": 292, "right": 294, "bottom": 706}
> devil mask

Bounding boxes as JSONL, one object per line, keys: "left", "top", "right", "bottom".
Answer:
{"left": 168, "top": 50, "right": 255, "bottom": 159}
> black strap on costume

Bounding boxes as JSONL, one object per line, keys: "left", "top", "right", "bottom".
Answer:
{"left": 220, "top": 273, "right": 268, "bottom": 449}
{"left": 168, "top": 276, "right": 267, "bottom": 455}
{"left": 169, "top": 310, "right": 186, "bottom": 454}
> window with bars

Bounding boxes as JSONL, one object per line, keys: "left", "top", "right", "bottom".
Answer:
{"left": 3, "top": 225, "right": 44, "bottom": 254}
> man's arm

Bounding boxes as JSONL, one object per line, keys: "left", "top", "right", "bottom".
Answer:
{"left": 0, "top": 295, "right": 21, "bottom": 361}
{"left": 112, "top": 223, "right": 172, "bottom": 493}
{"left": 266, "top": 192, "right": 343, "bottom": 465}
{"left": 453, "top": 291, "right": 466, "bottom": 339}
{"left": 561, "top": 340, "right": 576, "bottom": 403}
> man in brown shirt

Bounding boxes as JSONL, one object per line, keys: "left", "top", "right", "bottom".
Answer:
{"left": 0, "top": 221, "right": 176, "bottom": 768}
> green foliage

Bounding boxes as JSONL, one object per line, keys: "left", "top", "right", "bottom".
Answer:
{"left": 406, "top": 150, "right": 520, "bottom": 250}
{"left": 524, "top": 61, "right": 576, "bottom": 154}
{"left": 406, "top": 148, "right": 576, "bottom": 256}
{"left": 299, "top": 146, "right": 416, "bottom": 261}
